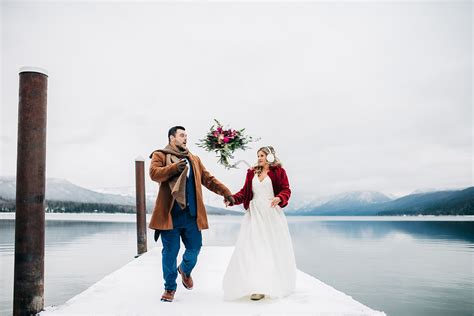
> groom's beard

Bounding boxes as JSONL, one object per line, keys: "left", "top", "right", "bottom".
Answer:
{"left": 176, "top": 143, "right": 187, "bottom": 151}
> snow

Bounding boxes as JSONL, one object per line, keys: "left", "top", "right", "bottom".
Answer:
{"left": 41, "top": 246, "right": 386, "bottom": 316}
{"left": 19, "top": 66, "right": 49, "bottom": 75}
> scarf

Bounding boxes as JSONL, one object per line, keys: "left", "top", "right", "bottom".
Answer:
{"left": 149, "top": 144, "right": 190, "bottom": 210}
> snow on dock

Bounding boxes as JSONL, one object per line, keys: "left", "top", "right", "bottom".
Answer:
{"left": 41, "top": 246, "right": 386, "bottom": 315}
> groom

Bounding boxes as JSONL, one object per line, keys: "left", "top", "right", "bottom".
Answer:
{"left": 149, "top": 125, "right": 235, "bottom": 302}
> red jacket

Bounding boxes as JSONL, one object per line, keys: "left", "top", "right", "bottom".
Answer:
{"left": 232, "top": 166, "right": 291, "bottom": 210}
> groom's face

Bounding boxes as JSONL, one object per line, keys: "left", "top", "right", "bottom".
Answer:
{"left": 171, "top": 129, "right": 187, "bottom": 150}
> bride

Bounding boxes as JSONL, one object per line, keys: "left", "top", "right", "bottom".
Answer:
{"left": 222, "top": 146, "right": 296, "bottom": 301}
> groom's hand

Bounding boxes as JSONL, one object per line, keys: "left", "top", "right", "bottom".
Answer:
{"left": 224, "top": 195, "right": 235, "bottom": 206}
{"left": 175, "top": 159, "right": 187, "bottom": 174}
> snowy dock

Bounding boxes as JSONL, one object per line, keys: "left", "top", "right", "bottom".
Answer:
{"left": 41, "top": 246, "right": 386, "bottom": 315}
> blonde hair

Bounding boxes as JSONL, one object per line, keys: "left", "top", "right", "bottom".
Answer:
{"left": 253, "top": 146, "right": 282, "bottom": 175}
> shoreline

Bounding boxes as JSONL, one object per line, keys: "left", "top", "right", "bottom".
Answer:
{"left": 1, "top": 212, "right": 474, "bottom": 222}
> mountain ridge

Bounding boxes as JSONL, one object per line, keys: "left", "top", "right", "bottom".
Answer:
{"left": 1, "top": 177, "right": 471, "bottom": 215}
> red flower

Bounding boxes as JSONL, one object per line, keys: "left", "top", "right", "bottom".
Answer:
{"left": 223, "top": 137, "right": 230, "bottom": 143}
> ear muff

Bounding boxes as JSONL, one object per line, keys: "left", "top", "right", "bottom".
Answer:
{"left": 265, "top": 147, "right": 275, "bottom": 163}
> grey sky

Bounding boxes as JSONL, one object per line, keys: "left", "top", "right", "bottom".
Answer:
{"left": 1, "top": 1, "right": 472, "bottom": 200}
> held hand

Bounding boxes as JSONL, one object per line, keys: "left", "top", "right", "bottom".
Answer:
{"left": 224, "top": 195, "right": 235, "bottom": 207}
{"left": 270, "top": 197, "right": 281, "bottom": 208}
{"left": 176, "top": 159, "right": 187, "bottom": 174}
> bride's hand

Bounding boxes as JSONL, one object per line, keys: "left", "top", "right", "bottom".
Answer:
{"left": 270, "top": 197, "right": 281, "bottom": 208}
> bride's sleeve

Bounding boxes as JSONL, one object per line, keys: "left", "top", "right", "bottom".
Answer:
{"left": 276, "top": 168, "right": 291, "bottom": 208}
{"left": 232, "top": 170, "right": 251, "bottom": 205}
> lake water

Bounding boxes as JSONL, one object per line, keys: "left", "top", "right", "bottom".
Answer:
{"left": 1, "top": 214, "right": 473, "bottom": 315}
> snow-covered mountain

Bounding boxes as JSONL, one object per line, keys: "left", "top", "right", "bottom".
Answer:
{"left": 287, "top": 190, "right": 394, "bottom": 213}
{"left": 410, "top": 187, "right": 461, "bottom": 195}
{"left": 0, "top": 177, "right": 136, "bottom": 205}
{"left": 330, "top": 190, "right": 393, "bottom": 204}
{"left": 287, "top": 187, "right": 473, "bottom": 215}
{"left": 3, "top": 176, "right": 467, "bottom": 215}
{"left": 315, "top": 191, "right": 393, "bottom": 212}
{"left": 0, "top": 177, "right": 240, "bottom": 215}
{"left": 93, "top": 185, "right": 158, "bottom": 201}
{"left": 179, "top": 189, "right": 394, "bottom": 214}
{"left": 0, "top": 177, "right": 16, "bottom": 199}
{"left": 285, "top": 193, "right": 332, "bottom": 212}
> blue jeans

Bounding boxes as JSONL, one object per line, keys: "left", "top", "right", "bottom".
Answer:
{"left": 160, "top": 206, "right": 202, "bottom": 291}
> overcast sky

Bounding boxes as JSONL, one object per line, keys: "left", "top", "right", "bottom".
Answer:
{"left": 1, "top": 1, "right": 472, "bottom": 201}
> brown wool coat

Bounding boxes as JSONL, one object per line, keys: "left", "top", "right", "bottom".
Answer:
{"left": 148, "top": 151, "right": 232, "bottom": 231}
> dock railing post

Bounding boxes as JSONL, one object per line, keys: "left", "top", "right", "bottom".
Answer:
{"left": 13, "top": 67, "right": 48, "bottom": 315}
{"left": 135, "top": 157, "right": 147, "bottom": 256}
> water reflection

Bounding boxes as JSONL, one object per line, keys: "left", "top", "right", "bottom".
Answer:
{"left": 288, "top": 220, "right": 474, "bottom": 243}
{"left": 287, "top": 219, "right": 474, "bottom": 316}
{"left": 1, "top": 216, "right": 473, "bottom": 316}
{"left": 1, "top": 219, "right": 152, "bottom": 314}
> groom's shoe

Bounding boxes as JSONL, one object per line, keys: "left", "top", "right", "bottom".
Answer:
{"left": 178, "top": 265, "right": 194, "bottom": 290}
{"left": 250, "top": 294, "right": 265, "bottom": 301}
{"left": 161, "top": 289, "right": 176, "bottom": 302}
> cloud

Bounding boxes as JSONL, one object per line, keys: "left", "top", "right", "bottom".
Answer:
{"left": 1, "top": 1, "right": 471, "bottom": 198}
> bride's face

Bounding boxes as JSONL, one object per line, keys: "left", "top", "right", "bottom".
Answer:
{"left": 257, "top": 150, "right": 268, "bottom": 167}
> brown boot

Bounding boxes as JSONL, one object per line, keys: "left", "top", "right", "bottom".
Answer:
{"left": 250, "top": 294, "right": 265, "bottom": 301}
{"left": 178, "top": 265, "right": 194, "bottom": 290}
{"left": 161, "top": 289, "right": 176, "bottom": 302}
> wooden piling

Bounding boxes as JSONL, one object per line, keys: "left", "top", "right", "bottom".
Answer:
{"left": 135, "top": 157, "right": 147, "bottom": 256}
{"left": 13, "top": 67, "right": 48, "bottom": 316}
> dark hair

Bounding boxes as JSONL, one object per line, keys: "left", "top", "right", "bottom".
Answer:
{"left": 168, "top": 126, "right": 186, "bottom": 142}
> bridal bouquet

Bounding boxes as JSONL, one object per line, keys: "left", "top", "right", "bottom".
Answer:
{"left": 196, "top": 119, "right": 259, "bottom": 169}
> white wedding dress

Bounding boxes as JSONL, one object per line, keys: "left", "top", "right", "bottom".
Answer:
{"left": 222, "top": 174, "right": 296, "bottom": 300}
